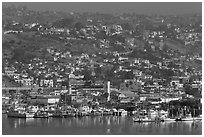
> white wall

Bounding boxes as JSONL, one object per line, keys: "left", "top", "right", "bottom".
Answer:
{"left": 48, "top": 98, "right": 59, "bottom": 104}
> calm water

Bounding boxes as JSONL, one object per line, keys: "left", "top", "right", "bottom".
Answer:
{"left": 2, "top": 114, "right": 202, "bottom": 135}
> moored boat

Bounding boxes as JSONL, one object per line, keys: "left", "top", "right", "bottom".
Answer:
{"left": 194, "top": 115, "right": 202, "bottom": 121}
{"left": 34, "top": 111, "right": 49, "bottom": 118}
{"left": 7, "top": 110, "right": 26, "bottom": 118}
{"left": 25, "top": 112, "right": 35, "bottom": 118}
{"left": 133, "top": 116, "right": 156, "bottom": 122}
{"left": 161, "top": 117, "right": 176, "bottom": 122}
{"left": 180, "top": 114, "right": 196, "bottom": 121}
{"left": 175, "top": 117, "right": 182, "bottom": 121}
{"left": 67, "top": 112, "right": 76, "bottom": 117}
{"left": 50, "top": 111, "right": 63, "bottom": 118}
{"left": 2, "top": 109, "right": 8, "bottom": 114}
{"left": 118, "top": 109, "right": 128, "bottom": 116}
{"left": 133, "top": 117, "right": 142, "bottom": 122}
{"left": 181, "top": 117, "right": 195, "bottom": 121}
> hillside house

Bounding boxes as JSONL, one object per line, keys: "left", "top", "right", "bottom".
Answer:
{"left": 120, "top": 79, "right": 142, "bottom": 93}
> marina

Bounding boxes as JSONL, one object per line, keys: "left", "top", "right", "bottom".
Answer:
{"left": 2, "top": 114, "right": 202, "bottom": 135}
{"left": 4, "top": 105, "right": 202, "bottom": 122}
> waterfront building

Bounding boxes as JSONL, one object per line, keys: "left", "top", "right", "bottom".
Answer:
{"left": 28, "top": 95, "right": 60, "bottom": 105}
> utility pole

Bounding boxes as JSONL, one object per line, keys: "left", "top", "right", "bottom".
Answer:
{"left": 107, "top": 81, "right": 110, "bottom": 102}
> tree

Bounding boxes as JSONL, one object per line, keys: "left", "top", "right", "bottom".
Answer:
{"left": 121, "top": 22, "right": 132, "bottom": 31}
{"left": 144, "top": 42, "right": 152, "bottom": 52}
{"left": 102, "top": 92, "right": 109, "bottom": 98}
{"left": 82, "top": 69, "right": 93, "bottom": 81}
{"left": 95, "top": 30, "right": 107, "bottom": 39}
{"left": 74, "top": 22, "right": 84, "bottom": 31}
{"left": 124, "top": 71, "right": 134, "bottom": 79}
{"left": 110, "top": 34, "right": 125, "bottom": 43}
{"left": 98, "top": 92, "right": 109, "bottom": 102}
{"left": 163, "top": 43, "right": 168, "bottom": 52}
{"left": 52, "top": 18, "right": 74, "bottom": 28}
{"left": 95, "top": 66, "right": 103, "bottom": 79}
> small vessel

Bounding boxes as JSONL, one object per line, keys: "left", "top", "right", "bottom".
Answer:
{"left": 175, "top": 117, "right": 182, "bottom": 121}
{"left": 7, "top": 110, "right": 26, "bottom": 118}
{"left": 67, "top": 111, "right": 76, "bottom": 117}
{"left": 133, "top": 117, "right": 142, "bottom": 122}
{"left": 62, "top": 111, "right": 70, "bottom": 118}
{"left": 2, "top": 109, "right": 8, "bottom": 114}
{"left": 161, "top": 117, "right": 176, "bottom": 122}
{"left": 194, "top": 114, "right": 202, "bottom": 121}
{"left": 25, "top": 112, "right": 35, "bottom": 118}
{"left": 77, "top": 110, "right": 88, "bottom": 117}
{"left": 103, "top": 109, "right": 112, "bottom": 115}
{"left": 66, "top": 109, "right": 77, "bottom": 117}
{"left": 133, "top": 116, "right": 156, "bottom": 122}
{"left": 34, "top": 111, "right": 49, "bottom": 118}
{"left": 181, "top": 114, "right": 195, "bottom": 121}
{"left": 118, "top": 109, "right": 128, "bottom": 116}
{"left": 90, "top": 110, "right": 102, "bottom": 116}
{"left": 50, "top": 111, "right": 63, "bottom": 118}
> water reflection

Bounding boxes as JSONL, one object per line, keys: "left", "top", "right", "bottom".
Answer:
{"left": 131, "top": 120, "right": 202, "bottom": 135}
{"left": 2, "top": 114, "right": 202, "bottom": 135}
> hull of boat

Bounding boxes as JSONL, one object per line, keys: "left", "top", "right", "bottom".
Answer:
{"left": 133, "top": 118, "right": 156, "bottom": 122}
{"left": 50, "top": 114, "right": 63, "bottom": 118}
{"left": 134, "top": 120, "right": 156, "bottom": 122}
{"left": 34, "top": 113, "right": 49, "bottom": 118}
{"left": 163, "top": 119, "right": 176, "bottom": 122}
{"left": 181, "top": 118, "right": 195, "bottom": 121}
{"left": 194, "top": 117, "right": 202, "bottom": 121}
{"left": 7, "top": 113, "right": 26, "bottom": 118}
{"left": 26, "top": 114, "right": 35, "bottom": 118}
{"left": 175, "top": 118, "right": 182, "bottom": 121}
{"left": 33, "top": 115, "right": 49, "bottom": 118}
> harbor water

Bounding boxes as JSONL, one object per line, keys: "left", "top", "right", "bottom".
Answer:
{"left": 2, "top": 114, "right": 202, "bottom": 135}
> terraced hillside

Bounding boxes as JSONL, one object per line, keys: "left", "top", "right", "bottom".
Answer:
{"left": 2, "top": 75, "right": 21, "bottom": 87}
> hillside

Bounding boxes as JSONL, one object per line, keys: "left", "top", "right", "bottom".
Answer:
{"left": 2, "top": 5, "right": 201, "bottom": 66}
{"left": 164, "top": 39, "right": 187, "bottom": 54}
{"left": 2, "top": 32, "right": 111, "bottom": 60}
{"left": 164, "top": 39, "right": 202, "bottom": 55}
{"left": 2, "top": 32, "right": 65, "bottom": 63}
{"left": 2, "top": 75, "right": 21, "bottom": 87}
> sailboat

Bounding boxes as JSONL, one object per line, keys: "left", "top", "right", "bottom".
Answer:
{"left": 7, "top": 110, "right": 26, "bottom": 118}
{"left": 133, "top": 115, "right": 157, "bottom": 122}
{"left": 133, "top": 109, "right": 160, "bottom": 122}
{"left": 181, "top": 113, "right": 195, "bottom": 121}
{"left": 160, "top": 109, "right": 176, "bottom": 122}
{"left": 194, "top": 114, "right": 202, "bottom": 121}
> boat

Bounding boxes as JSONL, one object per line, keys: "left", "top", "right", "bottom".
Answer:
{"left": 175, "top": 117, "right": 182, "bottom": 121}
{"left": 133, "top": 117, "right": 142, "bottom": 122}
{"left": 25, "top": 112, "right": 35, "bottom": 118}
{"left": 66, "top": 109, "right": 77, "bottom": 117}
{"left": 7, "top": 110, "right": 26, "bottom": 118}
{"left": 67, "top": 111, "right": 76, "bottom": 117}
{"left": 194, "top": 114, "right": 202, "bottom": 121}
{"left": 90, "top": 110, "right": 102, "bottom": 116}
{"left": 49, "top": 111, "right": 63, "bottom": 118}
{"left": 33, "top": 111, "right": 49, "bottom": 118}
{"left": 103, "top": 109, "right": 113, "bottom": 115}
{"left": 118, "top": 109, "right": 128, "bottom": 116}
{"left": 133, "top": 116, "right": 156, "bottom": 122}
{"left": 161, "top": 117, "right": 176, "bottom": 122}
{"left": 61, "top": 111, "right": 69, "bottom": 118}
{"left": 77, "top": 110, "right": 88, "bottom": 117}
{"left": 181, "top": 117, "right": 195, "bottom": 121}
{"left": 181, "top": 114, "right": 195, "bottom": 121}
{"left": 2, "top": 109, "right": 8, "bottom": 114}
